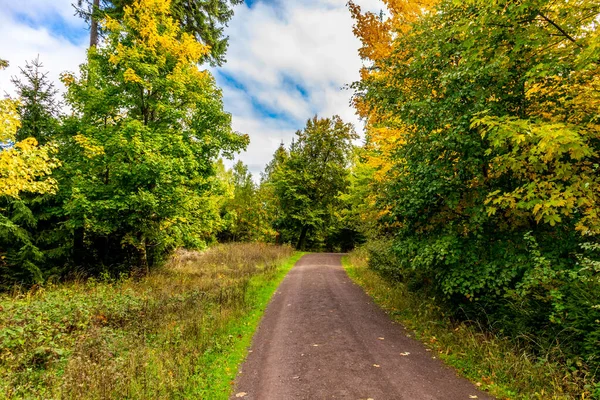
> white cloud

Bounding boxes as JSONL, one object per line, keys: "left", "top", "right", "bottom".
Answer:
{"left": 0, "top": 1, "right": 88, "bottom": 99}
{"left": 216, "top": 0, "right": 384, "bottom": 177}
{"left": 0, "top": 0, "right": 83, "bottom": 25}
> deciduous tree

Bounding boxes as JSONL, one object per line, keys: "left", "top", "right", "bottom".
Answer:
{"left": 61, "top": 0, "right": 248, "bottom": 273}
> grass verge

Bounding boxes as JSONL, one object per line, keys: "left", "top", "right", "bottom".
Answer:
{"left": 0, "top": 243, "right": 304, "bottom": 399}
{"left": 342, "top": 252, "right": 597, "bottom": 400}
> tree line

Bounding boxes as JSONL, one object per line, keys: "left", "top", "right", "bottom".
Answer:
{"left": 0, "top": 0, "right": 361, "bottom": 288}
{"left": 349, "top": 0, "right": 600, "bottom": 375}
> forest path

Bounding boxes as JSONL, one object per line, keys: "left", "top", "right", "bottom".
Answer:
{"left": 231, "top": 253, "right": 493, "bottom": 400}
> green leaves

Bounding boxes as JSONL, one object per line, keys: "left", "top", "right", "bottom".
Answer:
{"left": 50, "top": 0, "right": 247, "bottom": 273}
{"left": 264, "top": 116, "right": 357, "bottom": 250}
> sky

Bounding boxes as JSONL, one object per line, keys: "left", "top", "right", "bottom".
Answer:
{"left": 0, "top": 0, "right": 384, "bottom": 177}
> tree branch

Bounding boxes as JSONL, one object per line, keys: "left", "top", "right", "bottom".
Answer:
{"left": 538, "top": 13, "right": 582, "bottom": 48}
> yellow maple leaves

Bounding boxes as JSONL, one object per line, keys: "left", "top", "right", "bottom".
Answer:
{"left": 105, "top": 0, "right": 209, "bottom": 79}
{"left": 0, "top": 97, "right": 20, "bottom": 142}
{"left": 0, "top": 98, "right": 59, "bottom": 198}
{"left": 349, "top": 0, "right": 438, "bottom": 190}
{"left": 0, "top": 138, "right": 59, "bottom": 198}
{"left": 0, "top": 58, "right": 59, "bottom": 199}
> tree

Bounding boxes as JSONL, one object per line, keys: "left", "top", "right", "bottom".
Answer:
{"left": 0, "top": 61, "right": 58, "bottom": 200}
{"left": 219, "top": 161, "right": 276, "bottom": 242}
{"left": 75, "top": 0, "right": 243, "bottom": 65}
{"left": 0, "top": 60, "right": 60, "bottom": 285}
{"left": 11, "top": 57, "right": 60, "bottom": 145}
{"left": 267, "top": 116, "right": 357, "bottom": 250}
{"left": 60, "top": 0, "right": 248, "bottom": 274}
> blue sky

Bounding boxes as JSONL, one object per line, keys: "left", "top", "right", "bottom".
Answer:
{"left": 0, "top": 0, "right": 383, "bottom": 176}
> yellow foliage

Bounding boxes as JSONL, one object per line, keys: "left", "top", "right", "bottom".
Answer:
{"left": 349, "top": 0, "right": 438, "bottom": 195}
{"left": 0, "top": 98, "right": 21, "bottom": 142}
{"left": 73, "top": 134, "right": 105, "bottom": 158}
{"left": 0, "top": 64, "right": 59, "bottom": 198}
{"left": 0, "top": 137, "right": 59, "bottom": 198}
{"left": 105, "top": 0, "right": 210, "bottom": 87}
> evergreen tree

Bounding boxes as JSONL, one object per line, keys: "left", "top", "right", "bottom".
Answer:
{"left": 75, "top": 0, "right": 243, "bottom": 65}
{"left": 11, "top": 57, "right": 60, "bottom": 145}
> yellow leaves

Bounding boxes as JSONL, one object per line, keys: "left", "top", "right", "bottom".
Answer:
{"left": 73, "top": 134, "right": 105, "bottom": 158}
{"left": 476, "top": 115, "right": 600, "bottom": 234}
{"left": 0, "top": 98, "right": 21, "bottom": 142}
{"left": 103, "top": 15, "right": 121, "bottom": 32}
{"left": 60, "top": 72, "right": 76, "bottom": 87}
{"left": 102, "top": 0, "right": 210, "bottom": 93}
{"left": 0, "top": 138, "right": 59, "bottom": 198}
{"left": 123, "top": 68, "right": 144, "bottom": 84}
{"left": 0, "top": 97, "right": 59, "bottom": 198}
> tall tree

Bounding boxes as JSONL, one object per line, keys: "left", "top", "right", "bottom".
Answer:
{"left": 11, "top": 57, "right": 60, "bottom": 144}
{"left": 268, "top": 116, "right": 357, "bottom": 250}
{"left": 0, "top": 60, "right": 60, "bottom": 285}
{"left": 61, "top": 0, "right": 248, "bottom": 273}
{"left": 75, "top": 0, "right": 243, "bottom": 65}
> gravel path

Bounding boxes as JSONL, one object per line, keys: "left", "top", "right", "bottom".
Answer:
{"left": 231, "top": 253, "right": 494, "bottom": 400}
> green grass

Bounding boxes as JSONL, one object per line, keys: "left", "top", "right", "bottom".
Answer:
{"left": 187, "top": 251, "right": 305, "bottom": 398}
{"left": 0, "top": 243, "right": 304, "bottom": 399}
{"left": 342, "top": 252, "right": 598, "bottom": 400}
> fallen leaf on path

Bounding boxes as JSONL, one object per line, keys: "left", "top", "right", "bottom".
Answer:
{"left": 378, "top": 337, "right": 385, "bottom": 340}
{"left": 312, "top": 344, "right": 319, "bottom": 347}
{"left": 235, "top": 392, "right": 247, "bottom": 398}
{"left": 400, "top": 352, "right": 410, "bottom": 356}
{"left": 373, "top": 364, "right": 380, "bottom": 368}
{"left": 469, "top": 396, "right": 478, "bottom": 399}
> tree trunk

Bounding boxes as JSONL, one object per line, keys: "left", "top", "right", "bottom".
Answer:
{"left": 90, "top": 0, "right": 100, "bottom": 47}
{"left": 296, "top": 225, "right": 308, "bottom": 250}
{"left": 136, "top": 236, "right": 149, "bottom": 276}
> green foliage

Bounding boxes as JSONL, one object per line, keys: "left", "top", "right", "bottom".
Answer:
{"left": 351, "top": 0, "right": 600, "bottom": 378}
{"left": 53, "top": 1, "right": 247, "bottom": 273}
{"left": 0, "top": 60, "right": 61, "bottom": 287}
{"left": 0, "top": 243, "right": 296, "bottom": 399}
{"left": 343, "top": 253, "right": 597, "bottom": 399}
{"left": 264, "top": 115, "right": 358, "bottom": 250}
{"left": 219, "top": 161, "right": 276, "bottom": 242}
{"left": 11, "top": 57, "right": 60, "bottom": 145}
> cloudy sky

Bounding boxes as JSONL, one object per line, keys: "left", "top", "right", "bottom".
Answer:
{"left": 0, "top": 0, "right": 383, "bottom": 176}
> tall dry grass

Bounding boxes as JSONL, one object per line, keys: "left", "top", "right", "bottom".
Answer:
{"left": 0, "top": 243, "right": 294, "bottom": 399}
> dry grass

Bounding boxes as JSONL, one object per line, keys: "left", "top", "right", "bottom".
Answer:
{"left": 344, "top": 250, "right": 598, "bottom": 400}
{"left": 0, "top": 243, "right": 295, "bottom": 399}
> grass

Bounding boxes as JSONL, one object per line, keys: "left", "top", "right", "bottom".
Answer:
{"left": 342, "top": 250, "right": 599, "bottom": 400}
{"left": 0, "top": 243, "right": 304, "bottom": 399}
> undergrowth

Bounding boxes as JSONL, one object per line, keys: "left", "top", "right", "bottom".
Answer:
{"left": 343, "top": 249, "right": 599, "bottom": 400}
{"left": 0, "top": 243, "right": 301, "bottom": 399}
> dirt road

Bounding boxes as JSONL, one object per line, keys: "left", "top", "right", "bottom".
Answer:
{"left": 231, "top": 254, "right": 493, "bottom": 400}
